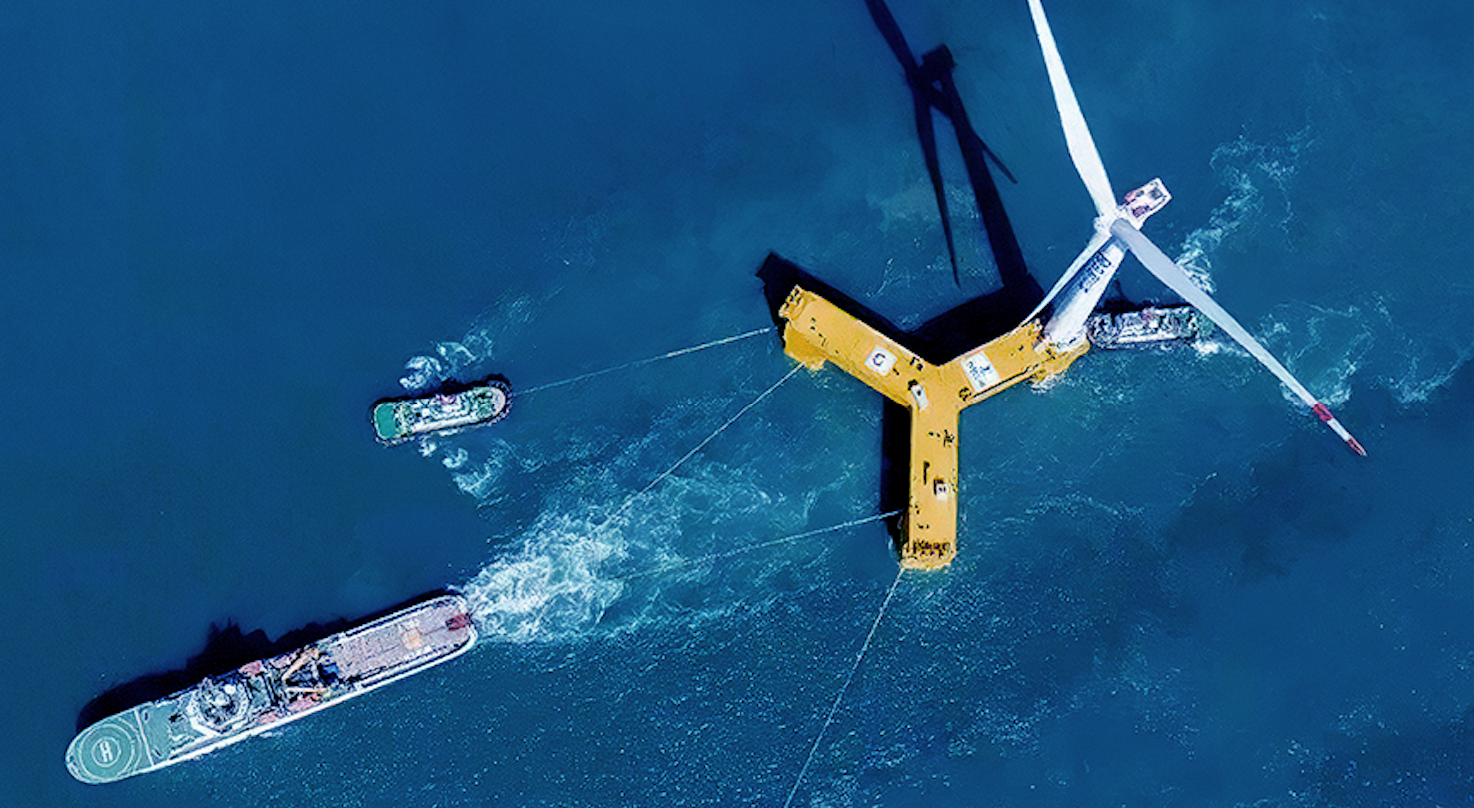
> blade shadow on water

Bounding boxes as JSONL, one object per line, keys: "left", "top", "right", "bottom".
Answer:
{"left": 863, "top": 0, "right": 1038, "bottom": 314}
{"left": 753, "top": 2, "right": 1056, "bottom": 537}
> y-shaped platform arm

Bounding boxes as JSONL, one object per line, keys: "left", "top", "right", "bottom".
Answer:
{"left": 778, "top": 286, "right": 1086, "bottom": 570}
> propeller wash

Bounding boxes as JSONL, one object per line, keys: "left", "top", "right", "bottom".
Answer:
{"left": 777, "top": 0, "right": 1365, "bottom": 571}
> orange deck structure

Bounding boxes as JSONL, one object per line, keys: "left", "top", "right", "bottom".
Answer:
{"left": 779, "top": 286, "right": 1087, "bottom": 569}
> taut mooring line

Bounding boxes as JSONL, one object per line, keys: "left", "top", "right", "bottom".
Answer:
{"left": 613, "top": 509, "right": 903, "bottom": 582}
{"left": 604, "top": 363, "right": 802, "bottom": 527}
{"left": 513, "top": 326, "right": 775, "bottom": 397}
{"left": 783, "top": 567, "right": 906, "bottom": 808}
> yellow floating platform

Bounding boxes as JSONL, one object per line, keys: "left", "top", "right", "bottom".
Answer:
{"left": 779, "top": 286, "right": 1087, "bottom": 570}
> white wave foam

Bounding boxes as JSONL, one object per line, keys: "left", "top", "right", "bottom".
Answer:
{"left": 459, "top": 512, "right": 626, "bottom": 644}
{"left": 433, "top": 341, "right": 844, "bottom": 645}
{"left": 441, "top": 448, "right": 469, "bottom": 470}
{"left": 451, "top": 449, "right": 510, "bottom": 502}
{"left": 1263, "top": 302, "right": 1372, "bottom": 408}
{"left": 435, "top": 340, "right": 478, "bottom": 370}
{"left": 448, "top": 413, "right": 836, "bottom": 643}
{"left": 400, "top": 292, "right": 541, "bottom": 393}
{"left": 1191, "top": 337, "right": 1228, "bottom": 358}
{"left": 1025, "top": 492, "right": 1146, "bottom": 538}
{"left": 1167, "top": 131, "right": 1390, "bottom": 409}
{"left": 399, "top": 355, "right": 444, "bottom": 390}
{"left": 1191, "top": 302, "right": 1370, "bottom": 408}
{"left": 1389, "top": 353, "right": 1470, "bottom": 405}
{"left": 1173, "top": 130, "right": 1310, "bottom": 294}
{"left": 1370, "top": 297, "right": 1474, "bottom": 405}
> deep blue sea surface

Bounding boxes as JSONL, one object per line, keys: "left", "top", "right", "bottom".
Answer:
{"left": 6, "top": 1, "right": 1474, "bottom": 805}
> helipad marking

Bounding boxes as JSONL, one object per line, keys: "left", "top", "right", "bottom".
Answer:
{"left": 79, "top": 721, "right": 141, "bottom": 778}
{"left": 92, "top": 737, "right": 118, "bottom": 766}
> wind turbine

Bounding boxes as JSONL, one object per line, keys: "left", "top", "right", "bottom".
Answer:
{"left": 774, "top": 0, "right": 1364, "bottom": 571}
{"left": 1022, "top": 0, "right": 1365, "bottom": 457}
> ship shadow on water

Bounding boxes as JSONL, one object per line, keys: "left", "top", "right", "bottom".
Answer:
{"left": 754, "top": 0, "right": 1047, "bottom": 559}
{"left": 74, "top": 589, "right": 454, "bottom": 733}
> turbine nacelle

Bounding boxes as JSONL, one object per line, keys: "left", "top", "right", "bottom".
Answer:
{"left": 1118, "top": 178, "right": 1171, "bottom": 229}
{"left": 1091, "top": 177, "right": 1172, "bottom": 235}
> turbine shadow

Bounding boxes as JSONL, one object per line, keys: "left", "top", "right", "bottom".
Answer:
{"left": 754, "top": 1, "right": 1049, "bottom": 549}
{"left": 864, "top": 0, "right": 1037, "bottom": 305}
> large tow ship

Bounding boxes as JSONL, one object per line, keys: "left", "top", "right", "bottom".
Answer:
{"left": 372, "top": 378, "right": 510, "bottom": 445}
{"left": 66, "top": 594, "right": 477, "bottom": 784}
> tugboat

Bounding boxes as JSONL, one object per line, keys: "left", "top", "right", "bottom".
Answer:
{"left": 371, "top": 377, "right": 510, "bottom": 445}
{"left": 66, "top": 594, "right": 478, "bottom": 784}
{"left": 1086, "top": 304, "right": 1206, "bottom": 349}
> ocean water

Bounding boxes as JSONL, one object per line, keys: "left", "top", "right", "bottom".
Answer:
{"left": 6, "top": 0, "right": 1474, "bottom": 805}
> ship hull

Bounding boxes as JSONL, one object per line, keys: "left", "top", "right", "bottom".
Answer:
{"left": 67, "top": 594, "right": 477, "bottom": 784}
{"left": 1086, "top": 305, "right": 1204, "bottom": 349}
{"left": 372, "top": 378, "right": 510, "bottom": 445}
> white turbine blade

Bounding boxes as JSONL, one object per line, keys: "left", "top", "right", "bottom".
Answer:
{"left": 1026, "top": 0, "right": 1116, "bottom": 218}
{"left": 1109, "top": 221, "right": 1310, "bottom": 401}
{"left": 1110, "top": 219, "right": 1366, "bottom": 455}
{"left": 1024, "top": 227, "right": 1111, "bottom": 323}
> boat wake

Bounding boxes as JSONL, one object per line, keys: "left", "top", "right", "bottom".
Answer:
{"left": 398, "top": 355, "right": 446, "bottom": 391}
{"left": 459, "top": 511, "right": 627, "bottom": 644}
{"left": 1371, "top": 296, "right": 1474, "bottom": 406}
{"left": 1172, "top": 130, "right": 1309, "bottom": 295}
{"left": 1168, "top": 131, "right": 1381, "bottom": 412}
{"left": 441, "top": 448, "right": 470, "bottom": 470}
{"left": 434, "top": 369, "right": 853, "bottom": 646}
{"left": 452, "top": 445, "right": 838, "bottom": 645}
{"left": 400, "top": 292, "right": 542, "bottom": 394}
{"left": 1171, "top": 129, "right": 1474, "bottom": 411}
{"left": 1261, "top": 302, "right": 1373, "bottom": 409}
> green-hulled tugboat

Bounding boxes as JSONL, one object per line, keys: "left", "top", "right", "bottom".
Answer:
{"left": 371, "top": 378, "right": 510, "bottom": 445}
